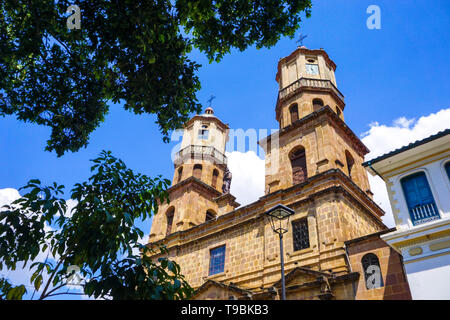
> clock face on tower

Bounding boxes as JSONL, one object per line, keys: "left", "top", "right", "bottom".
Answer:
{"left": 306, "top": 63, "right": 319, "bottom": 75}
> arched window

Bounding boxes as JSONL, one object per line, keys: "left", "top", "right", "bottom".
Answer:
{"left": 289, "top": 103, "right": 299, "bottom": 124}
{"left": 206, "top": 210, "right": 216, "bottom": 222}
{"left": 312, "top": 98, "right": 324, "bottom": 112}
{"left": 401, "top": 172, "right": 439, "bottom": 225}
{"left": 177, "top": 166, "right": 183, "bottom": 183}
{"left": 166, "top": 207, "right": 175, "bottom": 236}
{"left": 345, "top": 151, "right": 355, "bottom": 180}
{"left": 290, "top": 147, "right": 307, "bottom": 185}
{"left": 212, "top": 169, "right": 219, "bottom": 188}
{"left": 362, "top": 253, "right": 384, "bottom": 289}
{"left": 336, "top": 106, "right": 342, "bottom": 118}
{"left": 193, "top": 164, "right": 202, "bottom": 180}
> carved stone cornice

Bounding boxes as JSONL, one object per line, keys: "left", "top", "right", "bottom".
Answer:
{"left": 260, "top": 106, "right": 370, "bottom": 157}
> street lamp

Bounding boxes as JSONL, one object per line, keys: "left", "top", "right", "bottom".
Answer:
{"left": 265, "top": 204, "right": 295, "bottom": 300}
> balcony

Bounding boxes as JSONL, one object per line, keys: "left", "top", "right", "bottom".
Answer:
{"left": 278, "top": 78, "right": 345, "bottom": 103}
{"left": 174, "top": 145, "right": 227, "bottom": 166}
{"left": 410, "top": 203, "right": 440, "bottom": 226}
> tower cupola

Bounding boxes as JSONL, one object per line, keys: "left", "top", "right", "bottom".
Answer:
{"left": 275, "top": 47, "right": 345, "bottom": 128}
{"left": 173, "top": 107, "right": 230, "bottom": 191}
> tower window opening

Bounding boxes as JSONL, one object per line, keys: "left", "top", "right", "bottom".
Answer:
{"left": 206, "top": 210, "right": 216, "bottom": 222}
{"left": 289, "top": 103, "right": 299, "bottom": 124}
{"left": 198, "top": 124, "right": 209, "bottom": 140}
{"left": 345, "top": 151, "right": 355, "bottom": 180}
{"left": 312, "top": 98, "right": 324, "bottom": 112}
{"left": 212, "top": 169, "right": 219, "bottom": 188}
{"left": 177, "top": 166, "right": 183, "bottom": 183}
{"left": 336, "top": 106, "right": 342, "bottom": 118}
{"left": 166, "top": 207, "right": 175, "bottom": 236}
{"left": 290, "top": 147, "right": 307, "bottom": 185}
{"left": 193, "top": 164, "right": 202, "bottom": 180}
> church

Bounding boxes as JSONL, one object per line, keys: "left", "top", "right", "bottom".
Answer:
{"left": 147, "top": 46, "right": 412, "bottom": 300}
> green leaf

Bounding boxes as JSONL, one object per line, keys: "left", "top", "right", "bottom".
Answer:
{"left": 34, "top": 274, "right": 43, "bottom": 291}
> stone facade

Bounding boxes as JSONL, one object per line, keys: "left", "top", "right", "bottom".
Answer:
{"left": 260, "top": 107, "right": 372, "bottom": 196}
{"left": 147, "top": 46, "right": 412, "bottom": 300}
{"left": 346, "top": 230, "right": 412, "bottom": 300}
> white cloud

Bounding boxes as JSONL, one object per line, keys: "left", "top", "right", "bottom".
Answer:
{"left": 362, "top": 108, "right": 450, "bottom": 160}
{"left": 0, "top": 188, "right": 21, "bottom": 209}
{"left": 62, "top": 199, "right": 77, "bottom": 218}
{"left": 362, "top": 108, "right": 450, "bottom": 227}
{"left": 226, "top": 151, "right": 265, "bottom": 207}
{"left": 226, "top": 109, "right": 450, "bottom": 229}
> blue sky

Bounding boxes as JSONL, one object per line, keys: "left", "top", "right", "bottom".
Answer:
{"left": 1, "top": 0, "right": 449, "bottom": 229}
{"left": 0, "top": 0, "right": 449, "bottom": 298}
{"left": 1, "top": 0, "right": 449, "bottom": 191}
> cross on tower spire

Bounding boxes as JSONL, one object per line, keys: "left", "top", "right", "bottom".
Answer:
{"left": 297, "top": 33, "right": 308, "bottom": 47}
{"left": 207, "top": 95, "right": 216, "bottom": 107}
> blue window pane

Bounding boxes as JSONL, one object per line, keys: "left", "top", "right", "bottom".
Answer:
{"left": 401, "top": 172, "right": 439, "bottom": 226}
{"left": 445, "top": 162, "right": 450, "bottom": 181}
{"left": 209, "top": 245, "right": 225, "bottom": 275}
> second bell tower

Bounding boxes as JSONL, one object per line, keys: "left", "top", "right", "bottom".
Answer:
{"left": 260, "top": 46, "right": 373, "bottom": 197}
{"left": 149, "top": 108, "right": 239, "bottom": 242}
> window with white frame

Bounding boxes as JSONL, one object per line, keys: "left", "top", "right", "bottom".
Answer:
{"left": 400, "top": 172, "right": 440, "bottom": 226}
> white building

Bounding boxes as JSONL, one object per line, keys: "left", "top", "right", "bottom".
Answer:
{"left": 364, "top": 129, "right": 450, "bottom": 300}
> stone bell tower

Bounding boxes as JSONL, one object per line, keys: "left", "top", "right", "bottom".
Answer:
{"left": 260, "top": 46, "right": 373, "bottom": 197}
{"left": 149, "top": 107, "right": 239, "bottom": 242}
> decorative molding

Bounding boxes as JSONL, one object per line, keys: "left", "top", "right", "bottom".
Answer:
{"left": 429, "top": 240, "right": 450, "bottom": 252}
{"left": 408, "top": 247, "right": 423, "bottom": 256}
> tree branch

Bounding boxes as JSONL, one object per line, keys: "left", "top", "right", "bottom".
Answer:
{"left": 46, "top": 291, "right": 85, "bottom": 298}
{"left": 39, "top": 256, "right": 65, "bottom": 300}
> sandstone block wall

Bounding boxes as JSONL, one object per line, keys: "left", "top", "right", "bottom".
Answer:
{"left": 346, "top": 235, "right": 412, "bottom": 300}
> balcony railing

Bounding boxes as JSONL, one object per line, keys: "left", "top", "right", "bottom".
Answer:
{"left": 174, "top": 145, "right": 227, "bottom": 165}
{"left": 278, "top": 78, "right": 345, "bottom": 102}
{"left": 410, "top": 202, "right": 440, "bottom": 226}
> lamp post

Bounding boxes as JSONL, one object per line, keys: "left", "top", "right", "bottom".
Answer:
{"left": 265, "top": 204, "right": 295, "bottom": 300}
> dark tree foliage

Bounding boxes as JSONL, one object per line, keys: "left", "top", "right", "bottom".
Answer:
{"left": 0, "top": 151, "right": 193, "bottom": 300}
{"left": 0, "top": 0, "right": 312, "bottom": 156}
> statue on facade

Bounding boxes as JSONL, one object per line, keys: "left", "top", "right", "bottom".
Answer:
{"left": 222, "top": 167, "right": 232, "bottom": 194}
